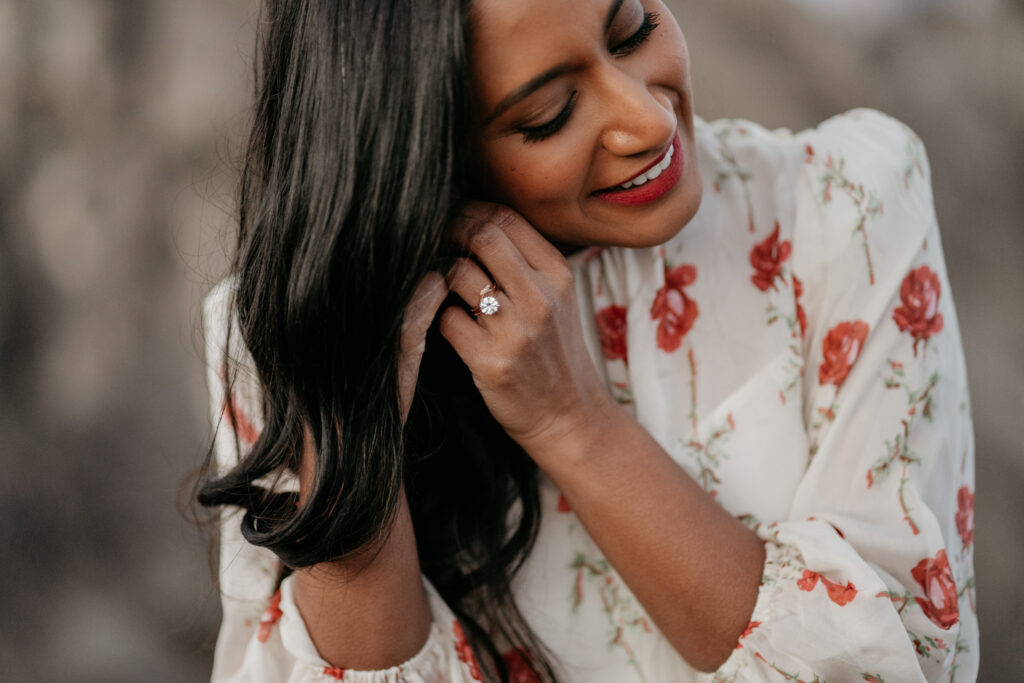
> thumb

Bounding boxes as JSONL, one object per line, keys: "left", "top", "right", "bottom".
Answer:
{"left": 398, "top": 272, "right": 448, "bottom": 423}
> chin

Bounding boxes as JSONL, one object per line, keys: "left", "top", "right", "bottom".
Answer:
{"left": 606, "top": 173, "right": 704, "bottom": 249}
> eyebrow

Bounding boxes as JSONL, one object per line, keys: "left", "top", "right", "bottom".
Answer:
{"left": 483, "top": 0, "right": 626, "bottom": 126}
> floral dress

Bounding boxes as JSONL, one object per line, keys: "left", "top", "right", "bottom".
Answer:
{"left": 203, "top": 109, "right": 977, "bottom": 682}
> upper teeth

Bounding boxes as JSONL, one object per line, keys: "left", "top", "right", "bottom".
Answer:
{"left": 618, "top": 143, "right": 674, "bottom": 189}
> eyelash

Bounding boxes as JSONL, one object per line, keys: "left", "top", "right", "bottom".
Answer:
{"left": 611, "top": 11, "right": 660, "bottom": 57}
{"left": 519, "top": 90, "right": 580, "bottom": 144}
{"left": 516, "top": 11, "right": 661, "bottom": 144}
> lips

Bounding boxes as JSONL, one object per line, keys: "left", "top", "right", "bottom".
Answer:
{"left": 593, "top": 131, "right": 684, "bottom": 207}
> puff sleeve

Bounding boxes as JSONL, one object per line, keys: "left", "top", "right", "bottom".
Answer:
{"left": 202, "top": 281, "right": 485, "bottom": 683}
{"left": 712, "top": 110, "right": 978, "bottom": 682}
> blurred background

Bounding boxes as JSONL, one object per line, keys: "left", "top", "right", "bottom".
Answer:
{"left": 0, "top": 0, "right": 1019, "bottom": 680}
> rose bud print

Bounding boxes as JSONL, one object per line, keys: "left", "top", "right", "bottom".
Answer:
{"left": 596, "top": 305, "right": 628, "bottom": 363}
{"left": 893, "top": 265, "right": 944, "bottom": 354}
{"left": 818, "top": 320, "right": 870, "bottom": 388}
{"left": 911, "top": 549, "right": 960, "bottom": 630}
{"left": 650, "top": 264, "right": 699, "bottom": 353}
{"left": 956, "top": 486, "right": 975, "bottom": 549}
{"left": 750, "top": 221, "right": 791, "bottom": 291}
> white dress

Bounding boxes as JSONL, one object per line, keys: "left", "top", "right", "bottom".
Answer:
{"left": 203, "top": 109, "right": 978, "bottom": 682}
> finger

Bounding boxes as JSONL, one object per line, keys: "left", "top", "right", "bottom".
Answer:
{"left": 438, "top": 304, "right": 489, "bottom": 359}
{"left": 446, "top": 257, "right": 509, "bottom": 320}
{"left": 400, "top": 272, "right": 448, "bottom": 354}
{"left": 457, "top": 201, "right": 568, "bottom": 273}
{"left": 449, "top": 205, "right": 537, "bottom": 297}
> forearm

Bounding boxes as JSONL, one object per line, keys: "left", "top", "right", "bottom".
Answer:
{"left": 529, "top": 400, "right": 765, "bottom": 673}
{"left": 291, "top": 488, "right": 432, "bottom": 670}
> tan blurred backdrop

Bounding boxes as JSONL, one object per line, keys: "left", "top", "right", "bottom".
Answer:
{"left": 0, "top": 0, "right": 1020, "bottom": 680}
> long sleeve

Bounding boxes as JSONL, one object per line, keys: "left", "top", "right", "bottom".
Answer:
{"left": 711, "top": 110, "right": 978, "bottom": 682}
{"left": 201, "top": 280, "right": 483, "bottom": 683}
{"left": 202, "top": 278, "right": 282, "bottom": 681}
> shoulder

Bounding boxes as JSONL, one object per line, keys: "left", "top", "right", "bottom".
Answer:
{"left": 203, "top": 275, "right": 255, "bottom": 374}
{"left": 695, "top": 114, "right": 808, "bottom": 183}
{"left": 806, "top": 108, "right": 928, "bottom": 163}
{"left": 201, "top": 275, "right": 265, "bottom": 464}
{"left": 791, "top": 110, "right": 937, "bottom": 297}
{"left": 799, "top": 108, "right": 932, "bottom": 208}
{"left": 203, "top": 275, "right": 237, "bottom": 344}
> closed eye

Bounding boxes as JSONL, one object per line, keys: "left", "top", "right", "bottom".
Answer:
{"left": 512, "top": 10, "right": 660, "bottom": 144}
{"left": 611, "top": 11, "right": 660, "bottom": 56}
{"left": 516, "top": 90, "right": 580, "bottom": 144}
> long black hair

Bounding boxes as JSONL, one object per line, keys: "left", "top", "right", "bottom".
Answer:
{"left": 196, "top": 1, "right": 557, "bottom": 680}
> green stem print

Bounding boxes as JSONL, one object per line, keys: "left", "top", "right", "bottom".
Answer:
{"left": 713, "top": 125, "right": 758, "bottom": 233}
{"left": 868, "top": 360, "right": 938, "bottom": 535}
{"left": 569, "top": 553, "right": 652, "bottom": 682}
{"left": 816, "top": 153, "right": 884, "bottom": 285}
{"left": 753, "top": 651, "right": 827, "bottom": 682}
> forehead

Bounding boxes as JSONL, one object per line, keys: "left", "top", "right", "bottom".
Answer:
{"left": 468, "top": 0, "right": 614, "bottom": 103}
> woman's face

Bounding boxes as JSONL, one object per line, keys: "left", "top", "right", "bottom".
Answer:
{"left": 468, "top": 0, "right": 701, "bottom": 249}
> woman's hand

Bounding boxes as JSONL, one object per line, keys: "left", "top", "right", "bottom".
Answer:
{"left": 399, "top": 272, "right": 449, "bottom": 426}
{"left": 439, "top": 202, "right": 616, "bottom": 460}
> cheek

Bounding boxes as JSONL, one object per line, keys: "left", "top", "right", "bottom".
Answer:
{"left": 483, "top": 141, "right": 588, "bottom": 211}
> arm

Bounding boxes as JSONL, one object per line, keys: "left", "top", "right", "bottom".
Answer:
{"left": 706, "top": 111, "right": 977, "bottom": 681}
{"left": 529, "top": 398, "right": 765, "bottom": 673}
{"left": 440, "top": 204, "right": 763, "bottom": 672}
{"left": 441, "top": 111, "right": 977, "bottom": 682}
{"left": 205, "top": 274, "right": 450, "bottom": 674}
{"left": 291, "top": 486, "right": 433, "bottom": 670}
{"left": 290, "top": 272, "right": 449, "bottom": 670}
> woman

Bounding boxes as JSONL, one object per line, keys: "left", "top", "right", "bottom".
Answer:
{"left": 198, "top": 0, "right": 978, "bottom": 680}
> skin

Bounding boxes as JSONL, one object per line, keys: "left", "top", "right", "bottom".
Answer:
{"left": 468, "top": 0, "right": 703, "bottom": 249}
{"left": 294, "top": 0, "right": 765, "bottom": 674}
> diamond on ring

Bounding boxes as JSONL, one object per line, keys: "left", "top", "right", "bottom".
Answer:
{"left": 478, "top": 295, "right": 500, "bottom": 315}
{"left": 472, "top": 283, "right": 501, "bottom": 316}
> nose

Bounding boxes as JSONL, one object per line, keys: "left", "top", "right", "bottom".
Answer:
{"left": 597, "top": 67, "right": 677, "bottom": 158}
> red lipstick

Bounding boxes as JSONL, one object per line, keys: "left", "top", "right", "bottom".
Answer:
{"left": 593, "top": 131, "right": 684, "bottom": 207}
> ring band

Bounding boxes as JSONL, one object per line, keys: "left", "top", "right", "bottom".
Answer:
{"left": 471, "top": 283, "right": 501, "bottom": 316}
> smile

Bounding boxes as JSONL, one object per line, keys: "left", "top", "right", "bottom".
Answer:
{"left": 593, "top": 132, "right": 684, "bottom": 207}
{"left": 618, "top": 143, "right": 674, "bottom": 189}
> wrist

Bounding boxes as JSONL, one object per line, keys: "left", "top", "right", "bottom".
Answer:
{"left": 519, "top": 390, "right": 625, "bottom": 473}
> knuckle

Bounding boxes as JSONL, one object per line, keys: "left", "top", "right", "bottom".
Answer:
{"left": 469, "top": 223, "right": 502, "bottom": 253}
{"left": 486, "top": 205, "right": 520, "bottom": 231}
{"left": 552, "top": 262, "right": 575, "bottom": 292}
{"left": 533, "top": 295, "right": 555, "bottom": 320}
{"left": 488, "top": 355, "right": 516, "bottom": 385}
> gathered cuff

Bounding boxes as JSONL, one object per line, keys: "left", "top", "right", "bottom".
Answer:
{"left": 273, "top": 574, "right": 476, "bottom": 683}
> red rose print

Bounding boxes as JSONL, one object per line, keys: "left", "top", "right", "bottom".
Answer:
{"left": 557, "top": 493, "right": 572, "bottom": 513}
{"left": 595, "top": 305, "right": 628, "bottom": 363}
{"left": 796, "top": 569, "right": 857, "bottom": 606}
{"left": 650, "top": 264, "right": 699, "bottom": 353}
{"left": 911, "top": 549, "right": 960, "bottom": 630}
{"left": 818, "top": 320, "right": 869, "bottom": 388}
{"left": 256, "top": 590, "right": 283, "bottom": 643}
{"left": 956, "top": 486, "right": 975, "bottom": 548}
{"left": 735, "top": 620, "right": 762, "bottom": 650}
{"left": 793, "top": 275, "right": 808, "bottom": 339}
{"left": 223, "top": 393, "right": 260, "bottom": 445}
{"left": 796, "top": 569, "right": 818, "bottom": 592}
{"left": 502, "top": 648, "right": 540, "bottom": 683}
{"left": 893, "top": 265, "right": 944, "bottom": 354}
{"left": 823, "top": 578, "right": 858, "bottom": 606}
{"left": 453, "top": 620, "right": 483, "bottom": 681}
{"left": 750, "top": 221, "right": 791, "bottom": 291}
{"left": 323, "top": 666, "right": 346, "bottom": 680}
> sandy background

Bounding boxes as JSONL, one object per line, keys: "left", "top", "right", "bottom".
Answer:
{"left": 0, "top": 0, "right": 1020, "bottom": 680}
